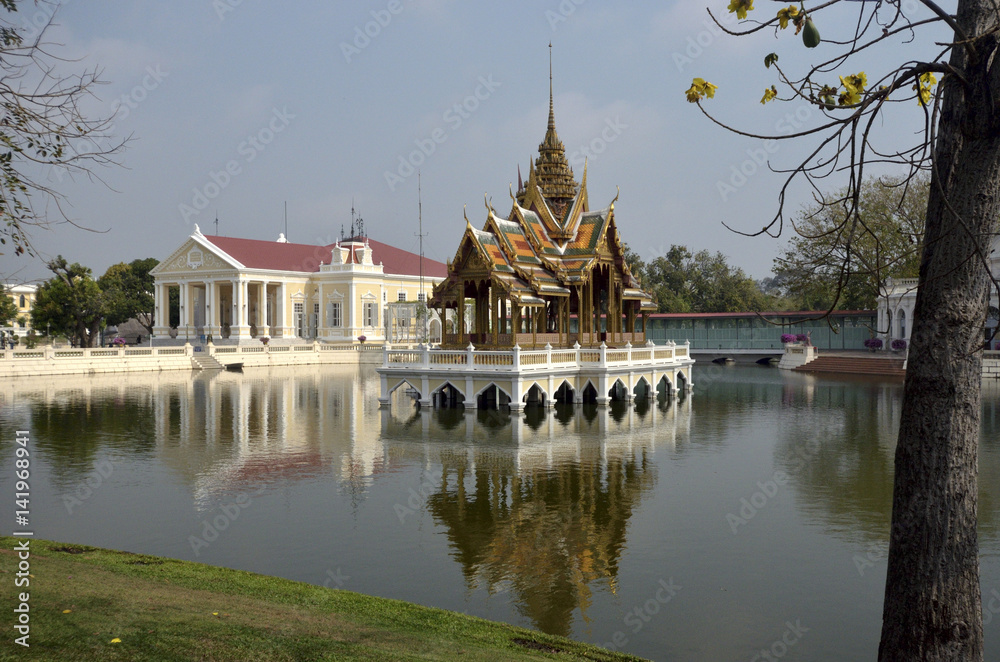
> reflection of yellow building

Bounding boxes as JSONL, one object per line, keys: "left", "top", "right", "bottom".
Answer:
{"left": 3, "top": 283, "right": 37, "bottom": 336}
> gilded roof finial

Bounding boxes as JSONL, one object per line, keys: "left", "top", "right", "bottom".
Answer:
{"left": 548, "top": 42, "right": 555, "bottom": 132}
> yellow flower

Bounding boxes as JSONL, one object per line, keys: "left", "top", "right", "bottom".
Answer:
{"left": 761, "top": 86, "right": 777, "bottom": 104}
{"left": 686, "top": 78, "right": 718, "bottom": 103}
{"left": 62, "top": 609, "right": 72, "bottom": 614}
{"left": 913, "top": 71, "right": 937, "bottom": 106}
{"left": 840, "top": 72, "right": 867, "bottom": 95}
{"left": 110, "top": 638, "right": 121, "bottom": 644}
{"left": 212, "top": 612, "right": 219, "bottom": 616}
{"left": 777, "top": 5, "right": 798, "bottom": 29}
{"left": 838, "top": 89, "right": 860, "bottom": 106}
{"left": 727, "top": 0, "right": 754, "bottom": 20}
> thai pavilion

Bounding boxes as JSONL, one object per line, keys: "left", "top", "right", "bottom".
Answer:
{"left": 378, "top": 83, "right": 694, "bottom": 410}
{"left": 429, "top": 93, "right": 657, "bottom": 350}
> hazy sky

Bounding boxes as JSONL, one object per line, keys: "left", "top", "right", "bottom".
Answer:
{"left": 2, "top": 0, "right": 952, "bottom": 284}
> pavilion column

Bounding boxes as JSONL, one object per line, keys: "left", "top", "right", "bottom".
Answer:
{"left": 500, "top": 296, "right": 507, "bottom": 337}
{"left": 458, "top": 288, "right": 466, "bottom": 345}
{"left": 492, "top": 287, "right": 500, "bottom": 345}
{"left": 532, "top": 307, "right": 537, "bottom": 348}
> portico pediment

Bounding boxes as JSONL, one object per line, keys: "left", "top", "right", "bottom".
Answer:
{"left": 151, "top": 237, "right": 241, "bottom": 275}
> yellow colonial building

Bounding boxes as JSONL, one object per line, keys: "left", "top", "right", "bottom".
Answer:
{"left": 151, "top": 226, "right": 446, "bottom": 343}
{"left": 4, "top": 283, "right": 37, "bottom": 336}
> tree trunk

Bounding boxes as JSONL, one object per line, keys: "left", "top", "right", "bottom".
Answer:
{"left": 879, "top": 2, "right": 1000, "bottom": 659}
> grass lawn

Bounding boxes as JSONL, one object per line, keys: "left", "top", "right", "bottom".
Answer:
{"left": 0, "top": 537, "right": 648, "bottom": 661}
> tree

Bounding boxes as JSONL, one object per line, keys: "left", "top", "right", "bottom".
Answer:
{"left": 0, "top": 0, "right": 124, "bottom": 260}
{"left": 0, "top": 286, "right": 16, "bottom": 326}
{"left": 773, "top": 176, "right": 928, "bottom": 310}
{"left": 638, "top": 244, "right": 770, "bottom": 313}
{"left": 31, "top": 257, "right": 104, "bottom": 347}
{"left": 690, "top": 1, "right": 999, "bottom": 658}
{"left": 98, "top": 258, "right": 158, "bottom": 335}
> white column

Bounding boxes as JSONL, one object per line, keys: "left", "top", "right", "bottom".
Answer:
{"left": 205, "top": 281, "right": 214, "bottom": 336}
{"left": 153, "top": 282, "right": 167, "bottom": 334}
{"left": 348, "top": 281, "right": 357, "bottom": 338}
{"left": 278, "top": 281, "right": 288, "bottom": 337}
{"left": 179, "top": 281, "right": 188, "bottom": 330}
{"left": 260, "top": 280, "right": 270, "bottom": 335}
{"left": 235, "top": 279, "right": 249, "bottom": 339}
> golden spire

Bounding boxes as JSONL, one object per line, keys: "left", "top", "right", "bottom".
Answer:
{"left": 548, "top": 42, "right": 555, "bottom": 133}
{"left": 534, "top": 43, "right": 578, "bottom": 213}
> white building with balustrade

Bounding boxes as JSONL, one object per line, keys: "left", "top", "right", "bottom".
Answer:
{"left": 878, "top": 236, "right": 1000, "bottom": 349}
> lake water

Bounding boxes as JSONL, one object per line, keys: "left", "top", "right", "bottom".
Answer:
{"left": 3, "top": 363, "right": 1000, "bottom": 661}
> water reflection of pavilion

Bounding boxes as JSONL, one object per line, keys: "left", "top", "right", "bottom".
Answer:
{"left": 379, "top": 398, "right": 691, "bottom": 636}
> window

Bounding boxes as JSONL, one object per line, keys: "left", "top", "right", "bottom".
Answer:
{"left": 293, "top": 302, "right": 304, "bottom": 314}
{"left": 417, "top": 292, "right": 426, "bottom": 303}
{"left": 327, "top": 302, "right": 341, "bottom": 327}
{"left": 364, "top": 302, "right": 378, "bottom": 327}
{"left": 398, "top": 291, "right": 407, "bottom": 302}
{"left": 19, "top": 295, "right": 25, "bottom": 308}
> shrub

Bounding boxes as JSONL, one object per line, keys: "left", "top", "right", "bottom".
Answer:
{"left": 358, "top": 335, "right": 367, "bottom": 344}
{"left": 112, "top": 337, "right": 126, "bottom": 347}
{"left": 780, "top": 333, "right": 796, "bottom": 344}
{"left": 891, "top": 339, "right": 907, "bottom": 351}
{"left": 864, "top": 337, "right": 884, "bottom": 350}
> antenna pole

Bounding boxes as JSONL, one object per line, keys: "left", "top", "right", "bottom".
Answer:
{"left": 284, "top": 201, "right": 288, "bottom": 241}
{"left": 416, "top": 172, "right": 429, "bottom": 342}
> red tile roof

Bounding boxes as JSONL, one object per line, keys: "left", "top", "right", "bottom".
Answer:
{"left": 202, "top": 235, "right": 446, "bottom": 277}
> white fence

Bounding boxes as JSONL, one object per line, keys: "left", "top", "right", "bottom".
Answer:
{"left": 1, "top": 341, "right": 385, "bottom": 378}
{"left": 383, "top": 340, "right": 691, "bottom": 373}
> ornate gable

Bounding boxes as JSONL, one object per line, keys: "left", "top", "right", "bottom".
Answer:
{"left": 151, "top": 236, "right": 240, "bottom": 275}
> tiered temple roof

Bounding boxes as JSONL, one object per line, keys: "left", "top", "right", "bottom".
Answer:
{"left": 431, "top": 84, "right": 655, "bottom": 317}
